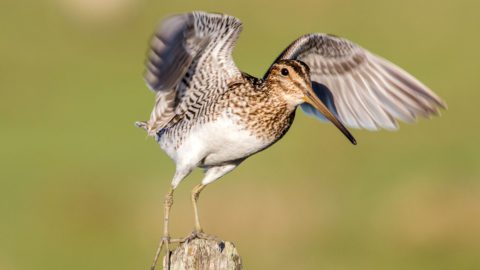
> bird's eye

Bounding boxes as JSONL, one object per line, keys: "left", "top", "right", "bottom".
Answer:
{"left": 281, "top": 68, "right": 289, "bottom": 76}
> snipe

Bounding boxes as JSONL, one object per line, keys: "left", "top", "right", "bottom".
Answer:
{"left": 136, "top": 11, "right": 446, "bottom": 269}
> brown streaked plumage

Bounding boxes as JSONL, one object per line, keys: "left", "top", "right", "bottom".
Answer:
{"left": 136, "top": 11, "right": 446, "bottom": 270}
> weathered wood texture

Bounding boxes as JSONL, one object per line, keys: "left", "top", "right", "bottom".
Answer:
{"left": 163, "top": 238, "right": 242, "bottom": 270}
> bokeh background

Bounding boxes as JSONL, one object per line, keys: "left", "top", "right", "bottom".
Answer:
{"left": 1, "top": 0, "right": 479, "bottom": 269}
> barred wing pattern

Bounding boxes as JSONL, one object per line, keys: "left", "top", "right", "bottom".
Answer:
{"left": 138, "top": 12, "right": 243, "bottom": 135}
{"left": 276, "top": 34, "right": 446, "bottom": 130}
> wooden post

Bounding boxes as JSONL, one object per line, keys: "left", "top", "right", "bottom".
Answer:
{"left": 163, "top": 238, "right": 242, "bottom": 270}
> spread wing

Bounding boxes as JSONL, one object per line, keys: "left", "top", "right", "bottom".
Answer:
{"left": 275, "top": 34, "right": 446, "bottom": 130}
{"left": 137, "top": 12, "right": 243, "bottom": 135}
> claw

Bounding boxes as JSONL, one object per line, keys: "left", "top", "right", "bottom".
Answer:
{"left": 184, "top": 231, "right": 220, "bottom": 242}
{"left": 151, "top": 236, "right": 184, "bottom": 270}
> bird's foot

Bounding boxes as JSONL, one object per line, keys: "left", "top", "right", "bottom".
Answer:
{"left": 150, "top": 235, "right": 184, "bottom": 270}
{"left": 183, "top": 230, "right": 220, "bottom": 242}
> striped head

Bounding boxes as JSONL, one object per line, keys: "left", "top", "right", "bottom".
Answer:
{"left": 265, "top": 60, "right": 312, "bottom": 106}
{"left": 265, "top": 59, "right": 356, "bottom": 145}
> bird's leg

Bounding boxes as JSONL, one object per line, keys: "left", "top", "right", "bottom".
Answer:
{"left": 150, "top": 188, "right": 177, "bottom": 270}
{"left": 192, "top": 183, "right": 206, "bottom": 234}
{"left": 150, "top": 168, "right": 193, "bottom": 269}
{"left": 186, "top": 163, "right": 240, "bottom": 241}
{"left": 186, "top": 183, "right": 219, "bottom": 241}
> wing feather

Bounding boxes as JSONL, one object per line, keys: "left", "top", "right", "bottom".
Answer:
{"left": 138, "top": 12, "right": 243, "bottom": 135}
{"left": 275, "top": 34, "right": 446, "bottom": 130}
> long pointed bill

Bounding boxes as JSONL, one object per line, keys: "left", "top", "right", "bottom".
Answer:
{"left": 303, "top": 86, "right": 357, "bottom": 145}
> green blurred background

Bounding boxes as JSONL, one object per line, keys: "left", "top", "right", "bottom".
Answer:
{"left": 1, "top": 0, "right": 479, "bottom": 269}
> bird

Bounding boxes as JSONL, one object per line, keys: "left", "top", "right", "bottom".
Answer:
{"left": 136, "top": 11, "right": 446, "bottom": 269}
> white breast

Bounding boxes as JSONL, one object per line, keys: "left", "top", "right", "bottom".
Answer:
{"left": 165, "top": 115, "right": 268, "bottom": 168}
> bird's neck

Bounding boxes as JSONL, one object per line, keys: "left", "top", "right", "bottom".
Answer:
{"left": 242, "top": 79, "right": 297, "bottom": 140}
{"left": 263, "top": 79, "right": 299, "bottom": 112}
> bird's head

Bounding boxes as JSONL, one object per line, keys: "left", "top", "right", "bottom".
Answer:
{"left": 266, "top": 59, "right": 356, "bottom": 145}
